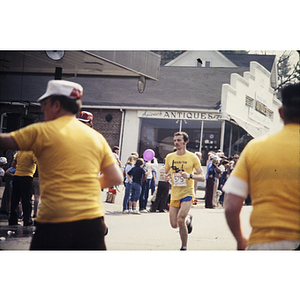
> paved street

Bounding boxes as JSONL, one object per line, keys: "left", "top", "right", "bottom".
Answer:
{"left": 0, "top": 185, "right": 252, "bottom": 251}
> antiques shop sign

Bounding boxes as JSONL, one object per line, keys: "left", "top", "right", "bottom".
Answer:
{"left": 138, "top": 110, "right": 221, "bottom": 121}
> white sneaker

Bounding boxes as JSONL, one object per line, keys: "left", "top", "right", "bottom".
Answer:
{"left": 132, "top": 210, "right": 141, "bottom": 214}
{"left": 140, "top": 209, "right": 148, "bottom": 213}
{"left": 128, "top": 209, "right": 133, "bottom": 214}
{"left": 122, "top": 210, "right": 129, "bottom": 214}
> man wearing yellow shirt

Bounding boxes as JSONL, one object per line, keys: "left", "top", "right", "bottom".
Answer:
{"left": 0, "top": 80, "right": 123, "bottom": 250}
{"left": 9, "top": 151, "right": 37, "bottom": 226}
{"left": 223, "top": 83, "right": 300, "bottom": 250}
{"left": 165, "top": 132, "right": 205, "bottom": 250}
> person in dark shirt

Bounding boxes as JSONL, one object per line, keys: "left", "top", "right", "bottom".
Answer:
{"left": 127, "top": 158, "right": 149, "bottom": 214}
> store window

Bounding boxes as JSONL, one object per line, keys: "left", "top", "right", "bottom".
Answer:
{"left": 138, "top": 118, "right": 222, "bottom": 164}
{"left": 0, "top": 112, "right": 35, "bottom": 133}
{"left": 223, "top": 121, "right": 253, "bottom": 158}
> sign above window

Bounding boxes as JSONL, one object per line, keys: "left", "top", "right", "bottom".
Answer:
{"left": 138, "top": 110, "right": 222, "bottom": 121}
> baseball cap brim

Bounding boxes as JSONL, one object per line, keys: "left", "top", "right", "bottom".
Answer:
{"left": 77, "top": 118, "right": 90, "bottom": 123}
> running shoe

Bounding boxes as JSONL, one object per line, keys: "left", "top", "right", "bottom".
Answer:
{"left": 186, "top": 214, "right": 193, "bottom": 234}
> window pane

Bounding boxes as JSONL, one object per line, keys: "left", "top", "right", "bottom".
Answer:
{"left": 138, "top": 118, "right": 222, "bottom": 165}
{"left": 138, "top": 118, "right": 179, "bottom": 163}
{"left": 223, "top": 121, "right": 253, "bottom": 158}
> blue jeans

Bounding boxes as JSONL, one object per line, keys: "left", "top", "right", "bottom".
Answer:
{"left": 131, "top": 182, "right": 142, "bottom": 203}
{"left": 139, "top": 179, "right": 151, "bottom": 210}
{"left": 122, "top": 182, "right": 132, "bottom": 210}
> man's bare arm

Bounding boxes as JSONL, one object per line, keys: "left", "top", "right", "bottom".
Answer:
{"left": 0, "top": 134, "right": 19, "bottom": 151}
{"left": 181, "top": 166, "right": 205, "bottom": 182}
{"left": 224, "top": 193, "right": 248, "bottom": 250}
{"left": 99, "top": 162, "right": 123, "bottom": 189}
{"left": 194, "top": 166, "right": 205, "bottom": 182}
{"left": 164, "top": 167, "right": 171, "bottom": 182}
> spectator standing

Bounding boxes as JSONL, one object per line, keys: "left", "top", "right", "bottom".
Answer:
{"left": 150, "top": 158, "right": 158, "bottom": 196}
{"left": 122, "top": 155, "right": 137, "bottom": 213}
{"left": 205, "top": 158, "right": 219, "bottom": 209}
{"left": 231, "top": 154, "right": 239, "bottom": 171}
{"left": 112, "top": 146, "right": 122, "bottom": 168}
{"left": 193, "top": 152, "right": 202, "bottom": 196}
{"left": 32, "top": 166, "right": 40, "bottom": 218}
{"left": 139, "top": 159, "right": 152, "bottom": 212}
{"left": 3, "top": 165, "right": 16, "bottom": 217}
{"left": 127, "top": 158, "right": 146, "bottom": 214}
{"left": 223, "top": 83, "right": 300, "bottom": 250}
{"left": 0, "top": 80, "right": 123, "bottom": 250}
{"left": 218, "top": 160, "right": 230, "bottom": 206}
{"left": 9, "top": 150, "right": 37, "bottom": 226}
{"left": 0, "top": 153, "right": 15, "bottom": 215}
{"left": 150, "top": 158, "right": 170, "bottom": 212}
{"left": 0, "top": 157, "right": 7, "bottom": 186}
{"left": 204, "top": 154, "right": 217, "bottom": 202}
{"left": 212, "top": 156, "right": 222, "bottom": 207}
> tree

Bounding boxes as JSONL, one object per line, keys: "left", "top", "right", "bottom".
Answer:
{"left": 276, "top": 51, "right": 300, "bottom": 94}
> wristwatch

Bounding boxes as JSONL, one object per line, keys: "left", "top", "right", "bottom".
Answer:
{"left": 190, "top": 174, "right": 193, "bottom": 179}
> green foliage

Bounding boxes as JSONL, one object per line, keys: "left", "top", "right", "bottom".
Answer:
{"left": 277, "top": 51, "right": 300, "bottom": 91}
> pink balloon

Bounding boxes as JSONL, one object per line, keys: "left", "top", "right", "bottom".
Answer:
{"left": 143, "top": 149, "right": 155, "bottom": 161}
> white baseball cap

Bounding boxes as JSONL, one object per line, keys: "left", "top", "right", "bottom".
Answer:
{"left": 0, "top": 157, "right": 7, "bottom": 165}
{"left": 37, "top": 80, "right": 83, "bottom": 102}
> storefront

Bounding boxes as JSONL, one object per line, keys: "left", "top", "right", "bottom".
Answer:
{"left": 136, "top": 109, "right": 251, "bottom": 165}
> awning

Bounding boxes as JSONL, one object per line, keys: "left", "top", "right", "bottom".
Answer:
{"left": 0, "top": 50, "right": 161, "bottom": 80}
{"left": 229, "top": 114, "right": 268, "bottom": 138}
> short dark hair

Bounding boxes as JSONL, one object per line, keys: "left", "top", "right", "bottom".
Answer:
{"left": 50, "top": 95, "right": 82, "bottom": 114}
{"left": 136, "top": 158, "right": 144, "bottom": 167}
{"left": 112, "top": 146, "right": 119, "bottom": 152}
{"left": 281, "top": 83, "right": 300, "bottom": 123}
{"left": 174, "top": 131, "right": 189, "bottom": 142}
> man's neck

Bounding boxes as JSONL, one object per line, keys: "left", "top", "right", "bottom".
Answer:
{"left": 176, "top": 148, "right": 187, "bottom": 156}
{"left": 54, "top": 111, "right": 75, "bottom": 120}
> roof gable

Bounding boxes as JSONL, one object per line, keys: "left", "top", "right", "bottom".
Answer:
{"left": 219, "top": 51, "right": 276, "bottom": 72}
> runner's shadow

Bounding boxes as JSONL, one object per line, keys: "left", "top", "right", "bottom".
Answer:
{"left": 105, "top": 210, "right": 124, "bottom": 216}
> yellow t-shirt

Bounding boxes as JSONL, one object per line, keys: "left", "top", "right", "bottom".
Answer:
{"left": 230, "top": 124, "right": 300, "bottom": 244}
{"left": 165, "top": 151, "right": 201, "bottom": 201}
{"left": 14, "top": 151, "right": 37, "bottom": 177}
{"left": 11, "top": 116, "right": 115, "bottom": 223}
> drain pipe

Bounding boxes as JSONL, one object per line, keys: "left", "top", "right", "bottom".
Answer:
{"left": 119, "top": 109, "right": 125, "bottom": 163}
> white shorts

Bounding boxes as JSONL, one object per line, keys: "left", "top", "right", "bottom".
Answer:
{"left": 247, "top": 240, "right": 300, "bottom": 250}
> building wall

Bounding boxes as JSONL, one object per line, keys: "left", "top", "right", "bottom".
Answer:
{"left": 80, "top": 107, "right": 122, "bottom": 150}
{"left": 221, "top": 61, "right": 283, "bottom": 138}
{"left": 120, "top": 110, "right": 140, "bottom": 164}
